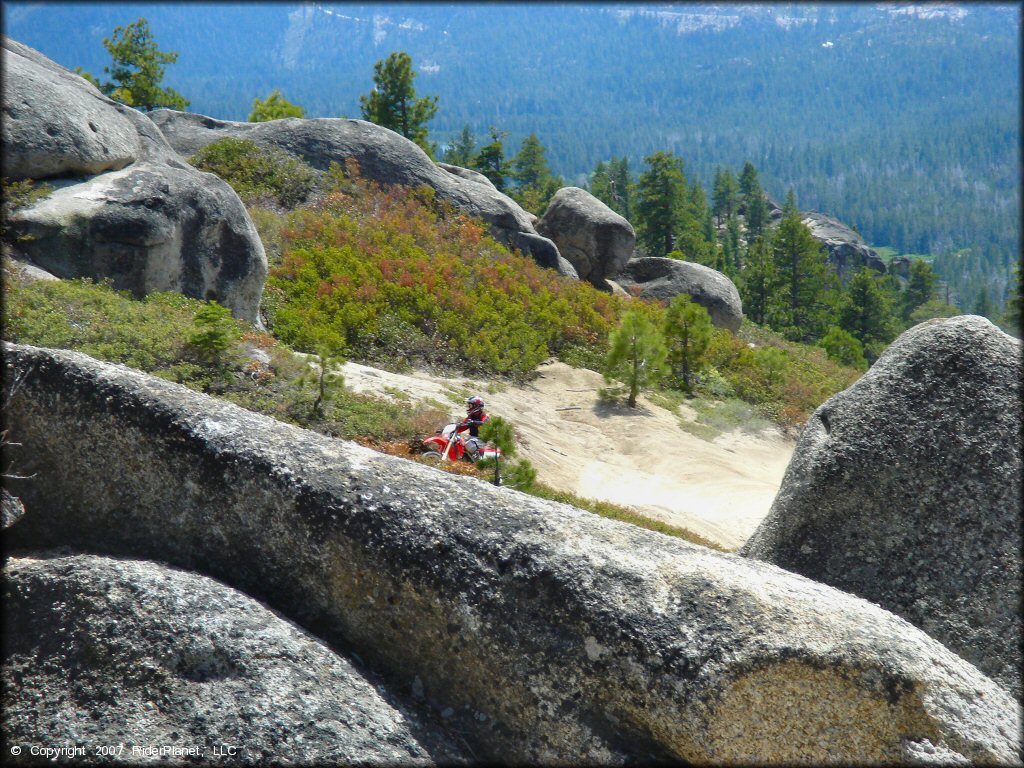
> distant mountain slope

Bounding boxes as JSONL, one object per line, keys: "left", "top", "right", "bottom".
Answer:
{"left": 6, "top": 3, "right": 1019, "bottom": 308}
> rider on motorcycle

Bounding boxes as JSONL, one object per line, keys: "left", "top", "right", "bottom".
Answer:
{"left": 455, "top": 395, "right": 489, "bottom": 459}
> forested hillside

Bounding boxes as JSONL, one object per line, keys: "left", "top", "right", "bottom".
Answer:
{"left": 5, "top": 2, "right": 1019, "bottom": 313}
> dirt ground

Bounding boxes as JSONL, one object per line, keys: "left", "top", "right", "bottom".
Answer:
{"left": 340, "top": 360, "right": 795, "bottom": 551}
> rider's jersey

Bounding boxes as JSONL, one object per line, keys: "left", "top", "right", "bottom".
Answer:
{"left": 456, "top": 412, "right": 489, "bottom": 437}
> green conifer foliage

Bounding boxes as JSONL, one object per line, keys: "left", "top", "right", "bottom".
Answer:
{"left": 739, "top": 161, "right": 768, "bottom": 238}
{"left": 249, "top": 89, "right": 305, "bottom": 122}
{"left": 589, "top": 157, "right": 633, "bottom": 220}
{"left": 472, "top": 127, "right": 511, "bottom": 191}
{"left": 604, "top": 310, "right": 668, "bottom": 408}
{"left": 1001, "top": 261, "right": 1022, "bottom": 337}
{"left": 838, "top": 267, "right": 898, "bottom": 362}
{"left": 738, "top": 236, "right": 777, "bottom": 326}
{"left": 635, "top": 152, "right": 687, "bottom": 258}
{"left": 711, "top": 166, "right": 739, "bottom": 224}
{"left": 900, "top": 259, "right": 938, "bottom": 321}
{"left": 819, "top": 326, "right": 868, "bottom": 370}
{"left": 359, "top": 51, "right": 439, "bottom": 157}
{"left": 99, "top": 18, "right": 189, "bottom": 111}
{"left": 770, "top": 190, "right": 836, "bottom": 341}
{"left": 444, "top": 124, "right": 476, "bottom": 167}
{"left": 663, "top": 294, "right": 713, "bottom": 392}
{"left": 511, "top": 134, "right": 562, "bottom": 214}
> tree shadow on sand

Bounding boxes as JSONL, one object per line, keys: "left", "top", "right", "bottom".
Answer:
{"left": 591, "top": 399, "right": 655, "bottom": 418}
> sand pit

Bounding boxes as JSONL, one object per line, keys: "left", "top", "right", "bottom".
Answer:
{"left": 341, "top": 360, "right": 795, "bottom": 551}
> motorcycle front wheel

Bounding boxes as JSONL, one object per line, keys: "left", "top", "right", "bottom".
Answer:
{"left": 421, "top": 450, "right": 443, "bottom": 463}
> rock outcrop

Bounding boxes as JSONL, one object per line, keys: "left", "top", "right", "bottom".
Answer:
{"left": 742, "top": 316, "right": 1022, "bottom": 698}
{"left": 149, "top": 110, "right": 577, "bottom": 278}
{"left": 436, "top": 162, "right": 497, "bottom": 190}
{"left": 1, "top": 38, "right": 267, "bottom": 324}
{"left": 890, "top": 254, "right": 912, "bottom": 281}
{"left": 1, "top": 489, "right": 25, "bottom": 530}
{"left": 2, "top": 553, "right": 457, "bottom": 765}
{"left": 801, "top": 211, "right": 886, "bottom": 283}
{"left": 536, "top": 186, "right": 634, "bottom": 287}
{"left": 4, "top": 342, "right": 1019, "bottom": 765}
{"left": 614, "top": 257, "right": 744, "bottom": 332}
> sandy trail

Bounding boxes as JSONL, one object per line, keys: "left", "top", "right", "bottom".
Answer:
{"left": 341, "top": 360, "right": 794, "bottom": 551}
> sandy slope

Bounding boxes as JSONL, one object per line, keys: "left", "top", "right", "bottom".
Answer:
{"left": 341, "top": 360, "right": 795, "bottom": 551}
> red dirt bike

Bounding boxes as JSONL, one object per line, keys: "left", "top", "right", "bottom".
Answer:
{"left": 421, "top": 422, "right": 502, "bottom": 465}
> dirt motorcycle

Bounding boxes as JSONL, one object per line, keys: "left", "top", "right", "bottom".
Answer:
{"left": 421, "top": 421, "right": 502, "bottom": 464}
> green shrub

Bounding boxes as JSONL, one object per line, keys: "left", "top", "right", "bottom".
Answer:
{"left": 819, "top": 326, "right": 868, "bottom": 370}
{"left": 187, "top": 301, "right": 243, "bottom": 365}
{"left": 265, "top": 173, "right": 621, "bottom": 379}
{"left": 2, "top": 177, "right": 53, "bottom": 242}
{"left": 190, "top": 137, "right": 318, "bottom": 208}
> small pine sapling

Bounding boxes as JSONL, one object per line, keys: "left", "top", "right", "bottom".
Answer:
{"left": 187, "top": 301, "right": 242, "bottom": 369}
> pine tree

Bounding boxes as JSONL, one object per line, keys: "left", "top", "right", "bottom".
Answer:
{"left": 604, "top": 310, "right": 668, "bottom": 408}
{"left": 712, "top": 166, "right": 740, "bottom": 225}
{"left": 1001, "top": 261, "right": 1022, "bottom": 337}
{"left": 838, "top": 267, "right": 898, "bottom": 362}
{"left": 900, "top": 259, "right": 938, "bottom": 321}
{"left": 609, "top": 157, "right": 634, "bottom": 220}
{"left": 512, "top": 134, "right": 550, "bottom": 189}
{"left": 589, "top": 160, "right": 613, "bottom": 204}
{"left": 739, "top": 161, "right": 760, "bottom": 202}
{"left": 663, "top": 294, "right": 713, "bottom": 392}
{"left": 745, "top": 192, "right": 768, "bottom": 240}
{"left": 589, "top": 157, "right": 632, "bottom": 219}
{"left": 770, "top": 190, "right": 835, "bottom": 341}
{"left": 972, "top": 286, "right": 994, "bottom": 318}
{"left": 739, "top": 162, "right": 768, "bottom": 239}
{"left": 472, "top": 127, "right": 510, "bottom": 192}
{"left": 726, "top": 217, "right": 742, "bottom": 274}
{"left": 249, "top": 89, "right": 304, "bottom": 122}
{"left": 359, "top": 52, "right": 438, "bottom": 157}
{"left": 634, "top": 152, "right": 687, "bottom": 258}
{"left": 444, "top": 124, "right": 476, "bottom": 167}
{"left": 99, "top": 18, "right": 189, "bottom": 111}
{"left": 511, "top": 134, "right": 561, "bottom": 214}
{"left": 739, "top": 235, "right": 777, "bottom": 326}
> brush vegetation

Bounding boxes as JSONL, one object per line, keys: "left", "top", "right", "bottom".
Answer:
{"left": 3, "top": 141, "right": 865, "bottom": 550}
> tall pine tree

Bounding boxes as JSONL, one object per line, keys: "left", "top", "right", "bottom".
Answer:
{"left": 472, "top": 127, "right": 511, "bottom": 191}
{"left": 97, "top": 18, "right": 189, "bottom": 111}
{"left": 770, "top": 190, "right": 835, "bottom": 342}
{"left": 663, "top": 294, "right": 713, "bottom": 392}
{"left": 444, "top": 124, "right": 475, "bottom": 167}
{"left": 635, "top": 152, "right": 687, "bottom": 258}
{"left": 511, "top": 133, "right": 561, "bottom": 214}
{"left": 359, "top": 52, "right": 438, "bottom": 157}
{"left": 838, "top": 267, "right": 898, "bottom": 362}
{"left": 739, "top": 235, "right": 777, "bottom": 326}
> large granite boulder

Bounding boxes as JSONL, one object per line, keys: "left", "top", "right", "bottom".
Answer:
{"left": 1, "top": 38, "right": 267, "bottom": 324}
{"left": 149, "top": 109, "right": 577, "bottom": 278}
{"left": 615, "top": 257, "right": 743, "bottom": 332}
{"left": 3, "top": 553, "right": 455, "bottom": 765}
{"left": 4, "top": 343, "right": 1019, "bottom": 765}
{"left": 536, "top": 186, "right": 634, "bottom": 287}
{"left": 8, "top": 163, "right": 266, "bottom": 317}
{"left": 742, "top": 316, "right": 1022, "bottom": 698}
{"left": 1, "top": 38, "right": 143, "bottom": 179}
{"left": 801, "top": 211, "right": 886, "bottom": 284}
